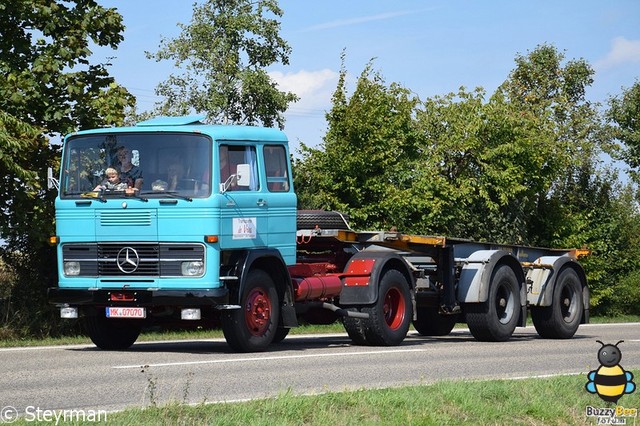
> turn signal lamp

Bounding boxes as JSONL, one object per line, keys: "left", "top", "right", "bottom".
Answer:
{"left": 205, "top": 235, "right": 218, "bottom": 243}
{"left": 49, "top": 236, "right": 59, "bottom": 246}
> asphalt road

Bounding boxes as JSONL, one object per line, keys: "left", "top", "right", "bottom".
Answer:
{"left": 0, "top": 323, "right": 638, "bottom": 416}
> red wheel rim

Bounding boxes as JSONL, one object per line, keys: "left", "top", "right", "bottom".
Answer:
{"left": 383, "top": 287, "right": 406, "bottom": 330}
{"left": 244, "top": 287, "right": 272, "bottom": 336}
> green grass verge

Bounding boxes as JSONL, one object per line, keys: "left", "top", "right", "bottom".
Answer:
{"left": 14, "top": 372, "right": 635, "bottom": 425}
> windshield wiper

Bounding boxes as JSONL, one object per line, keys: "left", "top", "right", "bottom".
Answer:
{"left": 142, "top": 191, "right": 192, "bottom": 202}
{"left": 63, "top": 190, "right": 108, "bottom": 202}
{"left": 66, "top": 189, "right": 149, "bottom": 202}
{"left": 128, "top": 191, "right": 149, "bottom": 202}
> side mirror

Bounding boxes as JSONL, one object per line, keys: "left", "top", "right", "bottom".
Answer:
{"left": 235, "top": 164, "right": 250, "bottom": 187}
{"left": 47, "top": 167, "right": 59, "bottom": 190}
{"left": 219, "top": 163, "right": 252, "bottom": 192}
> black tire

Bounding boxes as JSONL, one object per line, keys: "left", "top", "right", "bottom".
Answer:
{"left": 531, "top": 268, "right": 583, "bottom": 339}
{"left": 466, "top": 265, "right": 520, "bottom": 342}
{"left": 272, "top": 327, "right": 290, "bottom": 343}
{"left": 222, "top": 269, "right": 280, "bottom": 352}
{"left": 343, "top": 309, "right": 368, "bottom": 345}
{"left": 413, "top": 307, "right": 457, "bottom": 336}
{"left": 361, "top": 269, "right": 412, "bottom": 346}
{"left": 297, "top": 210, "right": 350, "bottom": 230}
{"left": 83, "top": 314, "right": 142, "bottom": 350}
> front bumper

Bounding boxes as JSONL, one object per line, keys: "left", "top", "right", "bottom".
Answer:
{"left": 47, "top": 287, "right": 229, "bottom": 307}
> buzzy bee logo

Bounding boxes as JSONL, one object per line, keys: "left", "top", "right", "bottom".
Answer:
{"left": 585, "top": 340, "right": 637, "bottom": 424}
{"left": 586, "top": 340, "right": 635, "bottom": 403}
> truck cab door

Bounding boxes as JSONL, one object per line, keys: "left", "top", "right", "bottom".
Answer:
{"left": 217, "top": 144, "right": 269, "bottom": 249}
{"left": 262, "top": 144, "right": 297, "bottom": 264}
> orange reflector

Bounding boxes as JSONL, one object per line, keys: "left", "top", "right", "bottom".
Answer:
{"left": 205, "top": 235, "right": 219, "bottom": 243}
{"left": 49, "top": 236, "right": 59, "bottom": 245}
{"left": 110, "top": 292, "right": 135, "bottom": 302}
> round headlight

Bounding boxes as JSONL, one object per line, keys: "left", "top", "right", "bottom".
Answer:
{"left": 181, "top": 261, "right": 204, "bottom": 276}
{"left": 63, "top": 261, "right": 81, "bottom": 276}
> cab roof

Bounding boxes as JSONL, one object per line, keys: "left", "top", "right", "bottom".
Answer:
{"left": 68, "top": 115, "right": 288, "bottom": 143}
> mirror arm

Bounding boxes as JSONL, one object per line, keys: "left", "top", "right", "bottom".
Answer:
{"left": 219, "top": 174, "right": 237, "bottom": 193}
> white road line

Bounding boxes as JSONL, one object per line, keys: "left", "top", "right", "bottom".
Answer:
{"left": 112, "top": 347, "right": 430, "bottom": 369}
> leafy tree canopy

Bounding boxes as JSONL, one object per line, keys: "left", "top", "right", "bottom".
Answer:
{"left": 607, "top": 80, "right": 640, "bottom": 180}
{"left": 0, "top": 0, "right": 134, "bottom": 135}
{"left": 147, "top": 0, "right": 298, "bottom": 129}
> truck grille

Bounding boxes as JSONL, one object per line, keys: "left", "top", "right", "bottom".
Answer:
{"left": 98, "top": 244, "right": 160, "bottom": 276}
{"left": 62, "top": 243, "right": 205, "bottom": 277}
{"left": 99, "top": 210, "right": 152, "bottom": 226}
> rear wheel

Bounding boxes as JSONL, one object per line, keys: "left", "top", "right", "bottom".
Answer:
{"left": 222, "top": 269, "right": 280, "bottom": 352}
{"left": 362, "top": 270, "right": 412, "bottom": 346}
{"left": 413, "top": 307, "right": 457, "bottom": 336}
{"left": 83, "top": 313, "right": 142, "bottom": 350}
{"left": 343, "top": 309, "right": 368, "bottom": 345}
{"left": 466, "top": 265, "right": 520, "bottom": 342}
{"left": 531, "top": 268, "right": 583, "bottom": 339}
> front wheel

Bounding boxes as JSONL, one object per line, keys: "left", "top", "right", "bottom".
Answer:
{"left": 222, "top": 269, "right": 280, "bottom": 352}
{"left": 83, "top": 313, "right": 142, "bottom": 350}
{"left": 531, "top": 268, "right": 583, "bottom": 339}
{"left": 362, "top": 269, "right": 412, "bottom": 346}
{"left": 466, "top": 264, "right": 520, "bottom": 342}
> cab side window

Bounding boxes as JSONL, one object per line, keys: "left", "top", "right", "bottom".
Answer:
{"left": 264, "top": 145, "right": 289, "bottom": 192}
{"left": 220, "top": 145, "right": 259, "bottom": 191}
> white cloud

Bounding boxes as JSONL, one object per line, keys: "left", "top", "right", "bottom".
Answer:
{"left": 269, "top": 69, "right": 339, "bottom": 117}
{"left": 595, "top": 37, "right": 640, "bottom": 70}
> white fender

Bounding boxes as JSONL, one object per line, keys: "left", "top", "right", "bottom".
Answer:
{"left": 527, "top": 255, "right": 581, "bottom": 306}
{"left": 457, "top": 250, "right": 525, "bottom": 304}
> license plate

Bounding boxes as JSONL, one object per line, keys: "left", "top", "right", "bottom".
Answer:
{"left": 106, "top": 307, "right": 146, "bottom": 319}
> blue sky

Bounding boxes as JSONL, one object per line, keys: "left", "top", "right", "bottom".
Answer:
{"left": 96, "top": 1, "right": 640, "bottom": 154}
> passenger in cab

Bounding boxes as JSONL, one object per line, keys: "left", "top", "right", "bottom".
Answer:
{"left": 116, "top": 146, "right": 143, "bottom": 190}
{"left": 94, "top": 168, "right": 127, "bottom": 191}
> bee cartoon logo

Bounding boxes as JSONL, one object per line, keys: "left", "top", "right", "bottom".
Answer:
{"left": 586, "top": 340, "right": 636, "bottom": 403}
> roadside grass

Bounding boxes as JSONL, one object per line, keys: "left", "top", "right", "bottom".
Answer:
{"left": 40, "top": 371, "right": 638, "bottom": 426}
{"left": 0, "top": 315, "right": 638, "bottom": 348}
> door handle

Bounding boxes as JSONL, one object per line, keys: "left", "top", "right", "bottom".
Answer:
{"left": 257, "top": 199, "right": 267, "bottom": 206}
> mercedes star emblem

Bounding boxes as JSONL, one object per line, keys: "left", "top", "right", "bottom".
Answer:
{"left": 116, "top": 247, "right": 140, "bottom": 274}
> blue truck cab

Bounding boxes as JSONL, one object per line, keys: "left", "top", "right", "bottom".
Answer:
{"left": 48, "top": 116, "right": 297, "bottom": 350}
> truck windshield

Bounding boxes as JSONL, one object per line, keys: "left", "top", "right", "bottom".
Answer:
{"left": 60, "top": 132, "right": 212, "bottom": 199}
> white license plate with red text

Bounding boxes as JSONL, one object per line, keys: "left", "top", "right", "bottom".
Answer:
{"left": 106, "top": 307, "right": 146, "bottom": 319}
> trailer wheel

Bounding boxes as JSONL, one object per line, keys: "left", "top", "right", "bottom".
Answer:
{"left": 531, "top": 268, "right": 583, "bottom": 339}
{"left": 83, "top": 314, "right": 141, "bottom": 350}
{"left": 343, "top": 309, "right": 367, "bottom": 345}
{"left": 362, "top": 269, "right": 412, "bottom": 346}
{"left": 413, "top": 307, "right": 457, "bottom": 336}
{"left": 222, "top": 269, "right": 279, "bottom": 352}
{"left": 466, "top": 264, "right": 520, "bottom": 342}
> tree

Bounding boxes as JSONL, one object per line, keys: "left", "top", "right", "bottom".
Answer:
{"left": 294, "top": 61, "right": 420, "bottom": 230}
{"left": 0, "top": 1, "right": 134, "bottom": 337}
{"left": 607, "top": 80, "right": 640, "bottom": 181}
{"left": 147, "top": 0, "right": 298, "bottom": 129}
{"left": 0, "top": 1, "right": 134, "bottom": 134}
